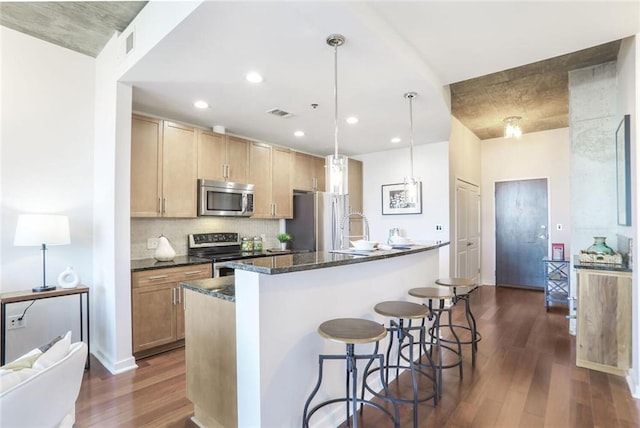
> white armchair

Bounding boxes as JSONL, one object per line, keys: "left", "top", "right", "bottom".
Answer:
{"left": 0, "top": 341, "right": 88, "bottom": 428}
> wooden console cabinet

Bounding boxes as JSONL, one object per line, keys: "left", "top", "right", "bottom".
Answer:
{"left": 131, "top": 263, "right": 211, "bottom": 357}
{"left": 576, "top": 268, "right": 631, "bottom": 376}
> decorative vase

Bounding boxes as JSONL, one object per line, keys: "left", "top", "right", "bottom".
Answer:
{"left": 585, "top": 236, "right": 614, "bottom": 255}
{"left": 58, "top": 266, "right": 80, "bottom": 289}
{"left": 280, "top": 242, "right": 288, "bottom": 250}
{"left": 155, "top": 235, "right": 176, "bottom": 261}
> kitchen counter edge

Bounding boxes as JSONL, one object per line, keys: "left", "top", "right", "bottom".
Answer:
{"left": 228, "top": 241, "right": 450, "bottom": 275}
{"left": 131, "top": 256, "right": 212, "bottom": 272}
{"left": 180, "top": 276, "right": 235, "bottom": 302}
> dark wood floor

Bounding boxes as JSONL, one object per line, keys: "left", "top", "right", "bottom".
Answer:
{"left": 75, "top": 286, "right": 640, "bottom": 427}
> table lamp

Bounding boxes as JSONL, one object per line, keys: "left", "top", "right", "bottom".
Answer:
{"left": 14, "top": 214, "right": 71, "bottom": 292}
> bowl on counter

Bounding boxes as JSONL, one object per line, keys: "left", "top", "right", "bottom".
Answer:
{"left": 389, "top": 236, "right": 412, "bottom": 245}
{"left": 350, "top": 240, "right": 378, "bottom": 251}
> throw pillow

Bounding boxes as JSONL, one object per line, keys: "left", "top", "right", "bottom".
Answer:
{"left": 0, "top": 348, "right": 42, "bottom": 371}
{"left": 33, "top": 331, "right": 72, "bottom": 370}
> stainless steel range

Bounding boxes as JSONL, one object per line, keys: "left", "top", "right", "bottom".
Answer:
{"left": 188, "top": 232, "right": 257, "bottom": 277}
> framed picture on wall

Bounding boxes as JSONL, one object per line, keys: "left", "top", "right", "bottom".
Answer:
{"left": 551, "top": 243, "right": 565, "bottom": 260}
{"left": 381, "top": 183, "right": 422, "bottom": 215}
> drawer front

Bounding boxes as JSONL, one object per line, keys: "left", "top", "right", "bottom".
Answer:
{"left": 132, "top": 263, "right": 212, "bottom": 287}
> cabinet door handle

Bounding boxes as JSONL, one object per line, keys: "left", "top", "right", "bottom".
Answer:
{"left": 148, "top": 274, "right": 169, "bottom": 280}
{"left": 172, "top": 288, "right": 176, "bottom": 305}
{"left": 162, "top": 198, "right": 167, "bottom": 214}
{"left": 157, "top": 198, "right": 161, "bottom": 213}
{"left": 176, "top": 287, "right": 181, "bottom": 304}
{"left": 184, "top": 270, "right": 203, "bottom": 276}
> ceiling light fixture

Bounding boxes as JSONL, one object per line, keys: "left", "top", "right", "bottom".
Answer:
{"left": 194, "top": 100, "right": 209, "bottom": 109}
{"left": 246, "top": 72, "right": 263, "bottom": 83}
{"left": 346, "top": 116, "right": 358, "bottom": 124}
{"left": 294, "top": 130, "right": 305, "bottom": 137}
{"left": 325, "top": 34, "right": 348, "bottom": 195}
{"left": 503, "top": 116, "right": 523, "bottom": 139}
{"left": 403, "top": 92, "right": 421, "bottom": 204}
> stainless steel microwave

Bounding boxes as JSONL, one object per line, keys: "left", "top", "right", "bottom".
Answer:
{"left": 198, "top": 179, "right": 254, "bottom": 216}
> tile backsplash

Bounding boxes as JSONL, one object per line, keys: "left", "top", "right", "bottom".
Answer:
{"left": 131, "top": 217, "right": 280, "bottom": 260}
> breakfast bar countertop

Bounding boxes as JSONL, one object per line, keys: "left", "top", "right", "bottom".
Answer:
{"left": 180, "top": 276, "right": 235, "bottom": 302}
{"left": 227, "top": 241, "right": 449, "bottom": 275}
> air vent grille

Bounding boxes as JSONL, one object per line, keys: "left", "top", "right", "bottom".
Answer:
{"left": 266, "top": 108, "right": 293, "bottom": 118}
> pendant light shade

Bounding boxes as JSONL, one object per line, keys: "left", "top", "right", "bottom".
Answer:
{"left": 403, "top": 92, "right": 420, "bottom": 204}
{"left": 503, "top": 116, "right": 522, "bottom": 139}
{"left": 325, "top": 34, "right": 349, "bottom": 195}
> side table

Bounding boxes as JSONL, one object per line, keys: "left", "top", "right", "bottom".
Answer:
{"left": 542, "top": 258, "right": 569, "bottom": 309}
{"left": 1, "top": 286, "right": 89, "bottom": 368}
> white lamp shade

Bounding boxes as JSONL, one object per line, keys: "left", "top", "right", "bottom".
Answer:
{"left": 14, "top": 214, "right": 70, "bottom": 246}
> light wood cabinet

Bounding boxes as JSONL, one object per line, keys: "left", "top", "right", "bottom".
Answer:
{"left": 576, "top": 268, "right": 631, "bottom": 376}
{"left": 131, "top": 115, "right": 197, "bottom": 218}
{"left": 131, "top": 263, "right": 212, "bottom": 357}
{"left": 249, "top": 142, "right": 293, "bottom": 219}
{"left": 197, "top": 130, "right": 249, "bottom": 183}
{"left": 292, "top": 152, "right": 325, "bottom": 192}
{"left": 185, "top": 288, "right": 237, "bottom": 428}
{"left": 348, "top": 158, "right": 364, "bottom": 238}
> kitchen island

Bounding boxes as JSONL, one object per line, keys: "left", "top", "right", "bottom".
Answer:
{"left": 181, "top": 242, "right": 448, "bottom": 427}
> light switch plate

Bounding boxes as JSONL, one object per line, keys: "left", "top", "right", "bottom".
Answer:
{"left": 147, "top": 238, "right": 159, "bottom": 249}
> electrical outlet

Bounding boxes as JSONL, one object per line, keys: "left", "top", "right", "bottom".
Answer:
{"left": 435, "top": 224, "right": 443, "bottom": 231}
{"left": 147, "top": 238, "right": 159, "bottom": 249}
{"left": 556, "top": 224, "right": 563, "bottom": 231}
{"left": 8, "top": 315, "right": 25, "bottom": 330}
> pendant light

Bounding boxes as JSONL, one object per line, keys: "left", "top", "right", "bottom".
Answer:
{"left": 325, "top": 34, "right": 349, "bottom": 195}
{"left": 403, "top": 92, "right": 420, "bottom": 204}
{"left": 503, "top": 116, "right": 522, "bottom": 139}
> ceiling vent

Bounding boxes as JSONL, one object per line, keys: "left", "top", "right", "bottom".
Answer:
{"left": 266, "top": 108, "right": 293, "bottom": 118}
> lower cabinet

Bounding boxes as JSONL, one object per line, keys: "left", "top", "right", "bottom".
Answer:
{"left": 576, "top": 268, "right": 631, "bottom": 376}
{"left": 131, "top": 263, "right": 212, "bottom": 357}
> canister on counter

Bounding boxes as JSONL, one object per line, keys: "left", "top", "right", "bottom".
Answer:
{"left": 253, "top": 236, "right": 263, "bottom": 251}
{"left": 241, "top": 237, "right": 253, "bottom": 252}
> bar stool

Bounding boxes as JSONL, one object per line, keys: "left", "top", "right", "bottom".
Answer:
{"left": 361, "top": 301, "right": 438, "bottom": 428}
{"left": 408, "top": 286, "right": 463, "bottom": 398}
{"left": 303, "top": 318, "right": 399, "bottom": 428}
{"left": 435, "top": 277, "right": 481, "bottom": 367}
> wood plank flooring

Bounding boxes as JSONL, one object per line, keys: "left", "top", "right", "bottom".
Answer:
{"left": 74, "top": 286, "right": 640, "bottom": 427}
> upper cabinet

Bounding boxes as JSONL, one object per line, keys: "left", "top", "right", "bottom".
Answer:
{"left": 348, "top": 158, "right": 363, "bottom": 213}
{"left": 131, "top": 115, "right": 197, "bottom": 218}
{"left": 249, "top": 142, "right": 292, "bottom": 219}
{"left": 197, "top": 131, "right": 249, "bottom": 184}
{"left": 292, "top": 152, "right": 326, "bottom": 192}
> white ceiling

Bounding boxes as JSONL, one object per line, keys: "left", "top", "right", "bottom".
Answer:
{"left": 122, "top": 1, "right": 640, "bottom": 156}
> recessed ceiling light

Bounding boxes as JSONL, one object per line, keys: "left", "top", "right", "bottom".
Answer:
{"left": 391, "top": 137, "right": 401, "bottom": 143}
{"left": 346, "top": 116, "right": 359, "bottom": 124}
{"left": 294, "top": 131, "right": 305, "bottom": 137}
{"left": 194, "top": 100, "right": 209, "bottom": 109}
{"left": 246, "top": 72, "right": 263, "bottom": 83}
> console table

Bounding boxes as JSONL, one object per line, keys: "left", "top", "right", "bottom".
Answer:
{"left": 0, "top": 286, "right": 89, "bottom": 367}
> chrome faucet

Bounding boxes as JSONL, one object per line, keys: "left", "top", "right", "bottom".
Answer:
{"left": 340, "top": 211, "right": 370, "bottom": 248}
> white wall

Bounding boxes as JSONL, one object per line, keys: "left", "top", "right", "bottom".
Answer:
{"left": 355, "top": 141, "right": 450, "bottom": 276}
{"left": 480, "top": 127, "right": 571, "bottom": 286}
{"left": 1, "top": 27, "right": 95, "bottom": 360}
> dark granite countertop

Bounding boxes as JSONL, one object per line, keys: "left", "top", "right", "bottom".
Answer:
{"left": 180, "top": 276, "right": 235, "bottom": 302}
{"left": 227, "top": 241, "right": 449, "bottom": 275}
{"left": 573, "top": 256, "right": 632, "bottom": 273}
{"left": 131, "top": 255, "right": 212, "bottom": 272}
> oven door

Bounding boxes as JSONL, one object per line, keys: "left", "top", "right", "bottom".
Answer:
{"left": 213, "top": 261, "right": 235, "bottom": 278}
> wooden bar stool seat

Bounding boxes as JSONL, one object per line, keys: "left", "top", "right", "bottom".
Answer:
{"left": 408, "top": 287, "right": 463, "bottom": 398}
{"left": 435, "top": 277, "right": 481, "bottom": 367}
{"left": 303, "top": 318, "right": 399, "bottom": 428}
{"left": 362, "top": 301, "right": 438, "bottom": 428}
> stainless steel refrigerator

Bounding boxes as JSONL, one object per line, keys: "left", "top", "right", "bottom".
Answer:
{"left": 285, "top": 192, "right": 349, "bottom": 251}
